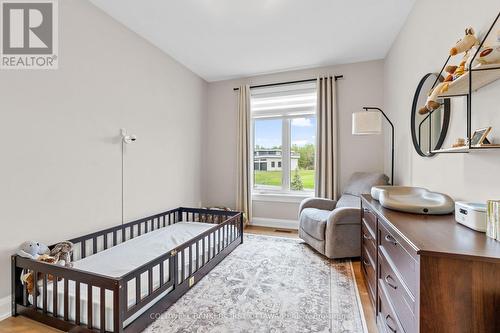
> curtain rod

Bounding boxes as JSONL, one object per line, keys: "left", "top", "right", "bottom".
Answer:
{"left": 232, "top": 75, "right": 343, "bottom": 91}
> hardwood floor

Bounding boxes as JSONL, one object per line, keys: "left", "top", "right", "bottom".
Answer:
{"left": 244, "top": 225, "right": 300, "bottom": 238}
{"left": 0, "top": 316, "right": 60, "bottom": 333}
{"left": 351, "top": 259, "right": 378, "bottom": 333}
{"left": 0, "top": 225, "right": 376, "bottom": 333}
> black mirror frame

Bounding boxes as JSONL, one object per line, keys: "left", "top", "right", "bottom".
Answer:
{"left": 411, "top": 73, "right": 451, "bottom": 157}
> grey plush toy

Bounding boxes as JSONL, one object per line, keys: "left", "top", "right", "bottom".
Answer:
{"left": 50, "top": 241, "right": 74, "bottom": 267}
{"left": 16, "top": 241, "right": 50, "bottom": 259}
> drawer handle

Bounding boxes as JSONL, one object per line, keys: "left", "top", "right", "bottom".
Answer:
{"left": 384, "top": 234, "right": 398, "bottom": 246}
{"left": 362, "top": 233, "right": 372, "bottom": 240}
{"left": 362, "top": 258, "right": 371, "bottom": 267}
{"left": 385, "top": 275, "right": 398, "bottom": 290}
{"left": 385, "top": 314, "right": 398, "bottom": 333}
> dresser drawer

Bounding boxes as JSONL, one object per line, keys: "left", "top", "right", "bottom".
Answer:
{"left": 362, "top": 207, "right": 377, "bottom": 234}
{"left": 362, "top": 220, "right": 377, "bottom": 265}
{"left": 378, "top": 220, "right": 417, "bottom": 296}
{"left": 362, "top": 245, "right": 376, "bottom": 303}
{"left": 378, "top": 281, "right": 405, "bottom": 333}
{"left": 379, "top": 248, "right": 416, "bottom": 333}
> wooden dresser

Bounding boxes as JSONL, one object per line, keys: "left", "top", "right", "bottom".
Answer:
{"left": 360, "top": 194, "right": 500, "bottom": 333}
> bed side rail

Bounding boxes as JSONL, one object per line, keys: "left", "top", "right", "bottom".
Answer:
{"left": 12, "top": 255, "right": 123, "bottom": 332}
{"left": 68, "top": 208, "right": 181, "bottom": 261}
{"left": 120, "top": 249, "right": 175, "bottom": 322}
{"left": 178, "top": 207, "right": 240, "bottom": 224}
{"left": 120, "top": 212, "right": 243, "bottom": 325}
{"left": 173, "top": 212, "right": 243, "bottom": 285}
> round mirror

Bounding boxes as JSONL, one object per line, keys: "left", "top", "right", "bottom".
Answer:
{"left": 411, "top": 73, "right": 451, "bottom": 157}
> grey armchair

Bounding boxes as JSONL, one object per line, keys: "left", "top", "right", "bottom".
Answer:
{"left": 299, "top": 172, "right": 389, "bottom": 259}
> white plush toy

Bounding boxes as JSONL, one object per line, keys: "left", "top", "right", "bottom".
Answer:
{"left": 17, "top": 241, "right": 50, "bottom": 259}
{"left": 477, "top": 30, "right": 500, "bottom": 65}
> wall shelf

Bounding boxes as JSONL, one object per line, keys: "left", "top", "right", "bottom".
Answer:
{"left": 428, "top": 12, "right": 500, "bottom": 154}
{"left": 431, "top": 144, "right": 500, "bottom": 154}
{"left": 438, "top": 64, "right": 500, "bottom": 98}
{"left": 431, "top": 147, "right": 470, "bottom": 154}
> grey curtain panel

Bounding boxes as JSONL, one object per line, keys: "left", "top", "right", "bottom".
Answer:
{"left": 236, "top": 85, "right": 251, "bottom": 225}
{"left": 315, "top": 76, "right": 339, "bottom": 200}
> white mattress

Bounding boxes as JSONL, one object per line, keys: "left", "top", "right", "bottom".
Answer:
{"left": 30, "top": 222, "right": 232, "bottom": 331}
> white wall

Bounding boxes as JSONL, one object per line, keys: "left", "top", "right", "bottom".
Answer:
{"left": 202, "top": 60, "right": 386, "bottom": 223}
{"left": 384, "top": 0, "right": 500, "bottom": 201}
{"left": 0, "top": 0, "right": 207, "bottom": 301}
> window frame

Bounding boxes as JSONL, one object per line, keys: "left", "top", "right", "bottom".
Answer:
{"left": 250, "top": 82, "right": 317, "bottom": 197}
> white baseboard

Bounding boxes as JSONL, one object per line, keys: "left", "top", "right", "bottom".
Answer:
{"left": 0, "top": 295, "right": 11, "bottom": 321}
{"left": 250, "top": 217, "right": 298, "bottom": 230}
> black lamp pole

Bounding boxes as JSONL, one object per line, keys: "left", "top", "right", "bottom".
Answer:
{"left": 362, "top": 107, "right": 395, "bottom": 185}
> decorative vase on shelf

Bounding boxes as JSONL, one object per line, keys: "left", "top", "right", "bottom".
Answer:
{"left": 486, "top": 200, "right": 500, "bottom": 241}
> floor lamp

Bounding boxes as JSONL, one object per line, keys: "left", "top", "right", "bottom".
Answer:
{"left": 352, "top": 107, "right": 394, "bottom": 185}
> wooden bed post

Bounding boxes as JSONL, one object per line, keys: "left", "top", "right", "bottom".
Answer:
{"left": 11, "top": 255, "right": 19, "bottom": 317}
{"left": 240, "top": 214, "right": 244, "bottom": 244}
{"left": 114, "top": 279, "right": 126, "bottom": 333}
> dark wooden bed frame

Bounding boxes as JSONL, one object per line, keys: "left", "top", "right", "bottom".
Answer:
{"left": 11, "top": 207, "right": 243, "bottom": 333}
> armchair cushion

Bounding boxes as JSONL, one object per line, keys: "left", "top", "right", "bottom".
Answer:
{"left": 342, "top": 172, "right": 389, "bottom": 196}
{"left": 300, "top": 208, "right": 330, "bottom": 240}
{"left": 336, "top": 194, "right": 361, "bottom": 208}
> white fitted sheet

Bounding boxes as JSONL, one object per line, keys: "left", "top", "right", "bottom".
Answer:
{"left": 30, "top": 222, "right": 233, "bottom": 331}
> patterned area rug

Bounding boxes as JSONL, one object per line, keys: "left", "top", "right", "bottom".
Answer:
{"left": 144, "top": 234, "right": 366, "bottom": 333}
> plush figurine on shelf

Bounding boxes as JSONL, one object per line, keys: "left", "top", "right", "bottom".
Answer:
{"left": 450, "top": 27, "right": 480, "bottom": 57}
{"left": 452, "top": 138, "right": 466, "bottom": 148}
{"left": 50, "top": 241, "right": 74, "bottom": 267}
{"left": 418, "top": 81, "right": 447, "bottom": 114}
{"left": 16, "top": 241, "right": 50, "bottom": 259}
{"left": 477, "top": 29, "right": 500, "bottom": 65}
{"left": 419, "top": 27, "right": 480, "bottom": 114}
{"left": 441, "top": 27, "right": 481, "bottom": 94}
{"left": 443, "top": 65, "right": 458, "bottom": 82}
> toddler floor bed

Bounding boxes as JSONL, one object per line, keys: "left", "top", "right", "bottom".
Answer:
{"left": 12, "top": 207, "right": 243, "bottom": 333}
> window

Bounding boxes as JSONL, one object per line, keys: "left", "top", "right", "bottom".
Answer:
{"left": 251, "top": 82, "right": 317, "bottom": 194}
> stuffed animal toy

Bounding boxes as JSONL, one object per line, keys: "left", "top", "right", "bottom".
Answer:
{"left": 450, "top": 27, "right": 479, "bottom": 56}
{"left": 198, "top": 206, "right": 235, "bottom": 224}
{"left": 477, "top": 30, "right": 500, "bottom": 65}
{"left": 50, "top": 241, "right": 74, "bottom": 267}
{"left": 451, "top": 27, "right": 480, "bottom": 75}
{"left": 443, "top": 65, "right": 458, "bottom": 82}
{"left": 17, "top": 241, "right": 74, "bottom": 295}
{"left": 20, "top": 254, "right": 59, "bottom": 295}
{"left": 418, "top": 81, "right": 447, "bottom": 115}
{"left": 419, "top": 27, "right": 479, "bottom": 114}
{"left": 17, "top": 241, "right": 50, "bottom": 259}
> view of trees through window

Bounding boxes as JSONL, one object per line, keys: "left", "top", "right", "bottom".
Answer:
{"left": 253, "top": 117, "right": 316, "bottom": 192}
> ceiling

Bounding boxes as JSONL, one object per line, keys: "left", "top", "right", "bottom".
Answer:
{"left": 90, "top": 0, "right": 415, "bottom": 82}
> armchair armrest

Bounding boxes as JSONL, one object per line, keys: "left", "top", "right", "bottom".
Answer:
{"left": 326, "top": 207, "right": 361, "bottom": 226}
{"left": 299, "top": 197, "right": 337, "bottom": 216}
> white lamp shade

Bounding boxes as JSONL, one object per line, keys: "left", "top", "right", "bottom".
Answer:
{"left": 352, "top": 111, "right": 382, "bottom": 135}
